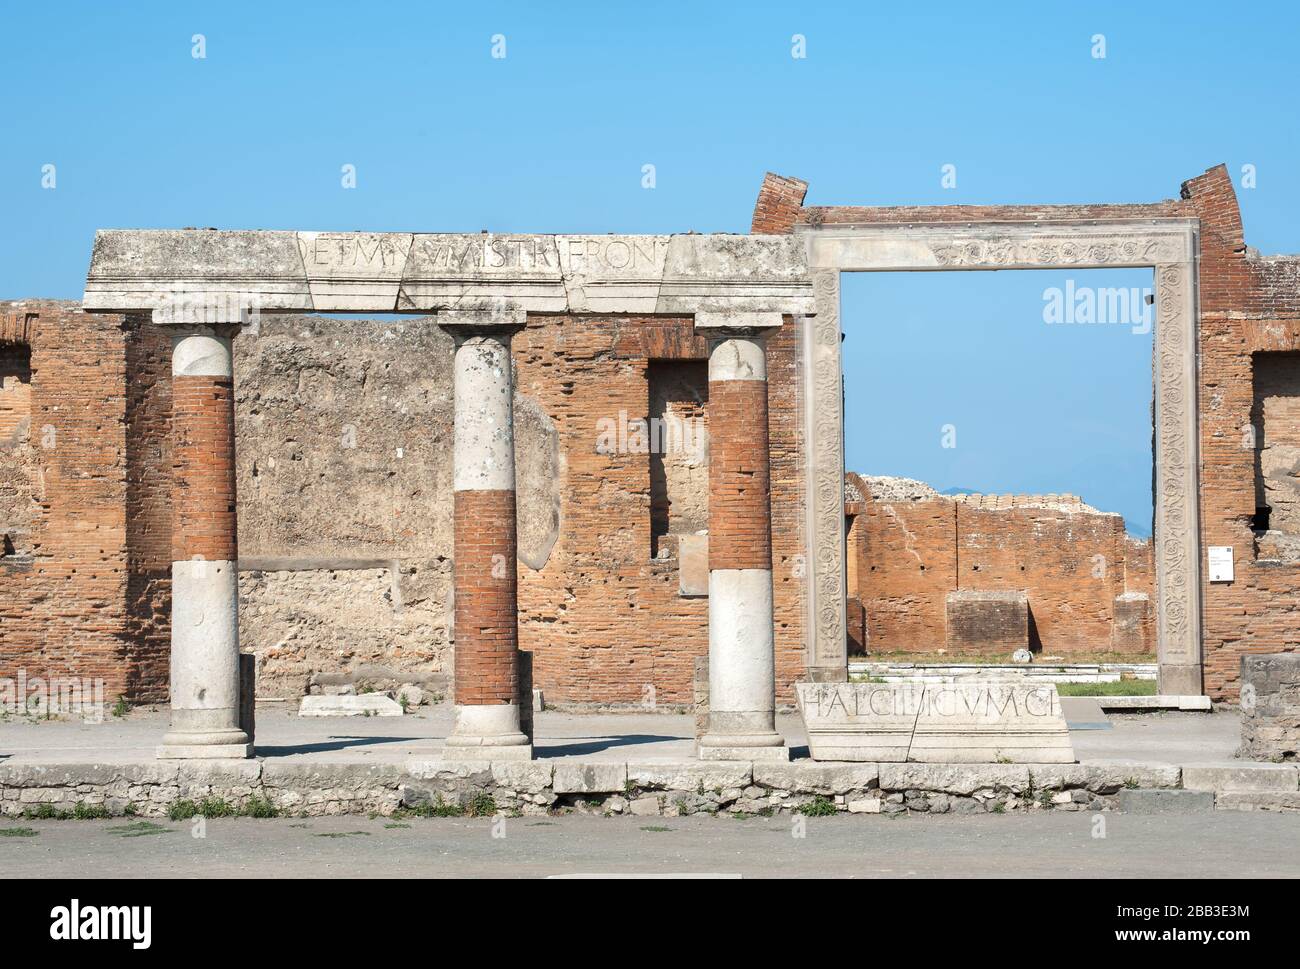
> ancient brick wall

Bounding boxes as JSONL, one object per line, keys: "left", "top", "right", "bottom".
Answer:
{"left": 5, "top": 164, "right": 1296, "bottom": 707}
{"left": 0, "top": 301, "right": 143, "bottom": 705}
{"left": 847, "top": 475, "right": 1154, "bottom": 658}
{"left": 1179, "top": 166, "right": 1300, "bottom": 699}
{"left": 122, "top": 320, "right": 173, "bottom": 702}
{"left": 513, "top": 314, "right": 806, "bottom": 706}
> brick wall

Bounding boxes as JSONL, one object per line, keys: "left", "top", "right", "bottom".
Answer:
{"left": 0, "top": 301, "right": 143, "bottom": 705}
{"left": 1179, "top": 166, "right": 1300, "bottom": 699}
{"left": 513, "top": 314, "right": 806, "bottom": 705}
{"left": 5, "top": 163, "right": 1297, "bottom": 705}
{"left": 751, "top": 173, "right": 809, "bottom": 234}
{"left": 847, "top": 475, "right": 1153, "bottom": 657}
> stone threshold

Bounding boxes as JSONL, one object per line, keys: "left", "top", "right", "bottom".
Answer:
{"left": 3, "top": 759, "right": 1295, "bottom": 819}
{"left": 1099, "top": 695, "right": 1212, "bottom": 712}
{"left": 850, "top": 662, "right": 1159, "bottom": 684}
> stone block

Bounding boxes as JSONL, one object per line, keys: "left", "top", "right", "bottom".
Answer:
{"left": 262, "top": 762, "right": 407, "bottom": 791}
{"left": 796, "top": 682, "right": 915, "bottom": 762}
{"left": 1118, "top": 788, "right": 1214, "bottom": 814}
{"left": 752, "top": 762, "right": 878, "bottom": 795}
{"left": 1239, "top": 652, "right": 1300, "bottom": 761}
{"left": 627, "top": 762, "right": 752, "bottom": 791}
{"left": 404, "top": 760, "right": 493, "bottom": 784}
{"left": 846, "top": 798, "right": 881, "bottom": 814}
{"left": 678, "top": 534, "right": 709, "bottom": 597}
{"left": 628, "top": 795, "right": 662, "bottom": 816}
{"left": 878, "top": 763, "right": 1031, "bottom": 796}
{"left": 490, "top": 761, "right": 554, "bottom": 794}
{"left": 553, "top": 763, "right": 627, "bottom": 795}
{"left": 1181, "top": 763, "right": 1299, "bottom": 793}
{"left": 1031, "top": 761, "right": 1181, "bottom": 793}
{"left": 1214, "top": 791, "right": 1300, "bottom": 812}
{"left": 797, "top": 678, "right": 1074, "bottom": 764}
{"left": 176, "top": 761, "right": 263, "bottom": 788}
{"left": 945, "top": 589, "right": 1028, "bottom": 653}
{"left": 298, "top": 694, "right": 403, "bottom": 717}
{"left": 909, "top": 680, "right": 1074, "bottom": 764}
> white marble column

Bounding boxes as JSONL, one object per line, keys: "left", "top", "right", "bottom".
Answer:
{"left": 158, "top": 325, "right": 252, "bottom": 759}
{"left": 695, "top": 313, "right": 789, "bottom": 762}
{"left": 441, "top": 309, "right": 532, "bottom": 760}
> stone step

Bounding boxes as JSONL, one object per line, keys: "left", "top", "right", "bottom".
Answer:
{"left": 1214, "top": 791, "right": 1300, "bottom": 812}
{"left": 1118, "top": 788, "right": 1215, "bottom": 814}
{"left": 1182, "top": 763, "right": 1299, "bottom": 793}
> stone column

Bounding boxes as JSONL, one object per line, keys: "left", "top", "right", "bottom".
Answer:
{"left": 158, "top": 325, "right": 252, "bottom": 759}
{"left": 696, "top": 313, "right": 789, "bottom": 762}
{"left": 441, "top": 309, "right": 532, "bottom": 760}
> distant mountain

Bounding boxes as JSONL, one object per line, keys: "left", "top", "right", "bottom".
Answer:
{"left": 938, "top": 487, "right": 978, "bottom": 496}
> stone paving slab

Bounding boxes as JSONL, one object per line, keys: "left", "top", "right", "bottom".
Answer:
{"left": 0, "top": 706, "right": 1242, "bottom": 764}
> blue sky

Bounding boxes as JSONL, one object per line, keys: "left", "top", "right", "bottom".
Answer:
{"left": 4, "top": 2, "right": 1298, "bottom": 533}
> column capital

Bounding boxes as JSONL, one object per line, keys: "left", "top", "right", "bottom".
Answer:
{"left": 171, "top": 326, "right": 235, "bottom": 378}
{"left": 692, "top": 310, "right": 784, "bottom": 338}
{"left": 437, "top": 304, "right": 526, "bottom": 336}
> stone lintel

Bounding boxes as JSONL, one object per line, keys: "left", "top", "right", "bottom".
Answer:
{"left": 83, "top": 229, "right": 815, "bottom": 318}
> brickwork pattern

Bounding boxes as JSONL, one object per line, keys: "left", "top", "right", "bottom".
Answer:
{"left": 512, "top": 314, "right": 806, "bottom": 705}
{"left": 750, "top": 172, "right": 809, "bottom": 234}
{"left": 1180, "top": 166, "right": 1300, "bottom": 699}
{"left": 708, "top": 378, "right": 773, "bottom": 572}
{"left": 0, "top": 301, "right": 137, "bottom": 703}
{"left": 171, "top": 375, "right": 238, "bottom": 563}
{"left": 849, "top": 482, "right": 1154, "bottom": 657}
{"left": 453, "top": 488, "right": 519, "bottom": 705}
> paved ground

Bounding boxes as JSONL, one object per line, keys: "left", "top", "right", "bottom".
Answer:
{"left": 0, "top": 706, "right": 1241, "bottom": 765}
{"left": 1, "top": 811, "right": 1295, "bottom": 878}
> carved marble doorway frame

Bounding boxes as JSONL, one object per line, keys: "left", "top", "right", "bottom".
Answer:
{"left": 796, "top": 220, "right": 1204, "bottom": 695}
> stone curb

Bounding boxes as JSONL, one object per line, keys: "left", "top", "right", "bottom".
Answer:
{"left": 1, "top": 757, "right": 1295, "bottom": 818}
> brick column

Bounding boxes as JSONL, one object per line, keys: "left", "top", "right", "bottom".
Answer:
{"left": 441, "top": 309, "right": 532, "bottom": 760}
{"left": 695, "top": 313, "right": 789, "bottom": 761}
{"left": 158, "top": 325, "right": 252, "bottom": 759}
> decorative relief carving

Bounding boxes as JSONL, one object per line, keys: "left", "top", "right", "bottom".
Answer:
{"left": 1153, "top": 262, "right": 1199, "bottom": 668}
{"left": 807, "top": 270, "right": 846, "bottom": 670}
{"left": 931, "top": 235, "right": 1186, "bottom": 269}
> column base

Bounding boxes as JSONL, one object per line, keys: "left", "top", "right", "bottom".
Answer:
{"left": 445, "top": 703, "right": 533, "bottom": 760}
{"left": 157, "top": 743, "right": 254, "bottom": 760}
{"left": 698, "top": 743, "right": 790, "bottom": 762}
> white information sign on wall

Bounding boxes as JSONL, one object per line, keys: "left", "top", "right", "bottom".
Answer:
{"left": 1208, "top": 546, "right": 1234, "bottom": 583}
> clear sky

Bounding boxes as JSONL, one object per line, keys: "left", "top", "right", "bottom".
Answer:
{"left": 4, "top": 2, "right": 1298, "bottom": 534}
